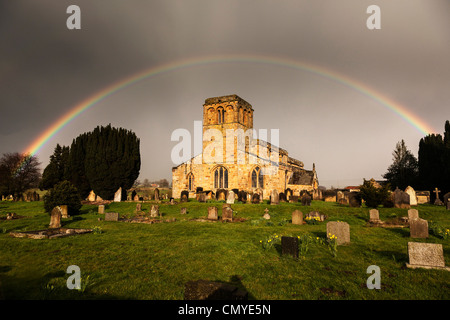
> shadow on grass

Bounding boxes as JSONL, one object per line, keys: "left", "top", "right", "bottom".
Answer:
{"left": 375, "top": 250, "right": 409, "bottom": 264}
{"left": 386, "top": 227, "right": 410, "bottom": 238}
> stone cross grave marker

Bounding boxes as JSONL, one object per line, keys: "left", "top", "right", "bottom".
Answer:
{"left": 406, "top": 242, "right": 449, "bottom": 271}
{"left": 49, "top": 207, "right": 62, "bottom": 228}
{"left": 291, "top": 210, "right": 303, "bottom": 225}
{"left": 263, "top": 208, "right": 270, "bottom": 220}
{"left": 434, "top": 187, "right": 443, "bottom": 205}
{"left": 281, "top": 236, "right": 299, "bottom": 259}
{"left": 326, "top": 221, "right": 350, "bottom": 245}
{"left": 105, "top": 212, "right": 119, "bottom": 221}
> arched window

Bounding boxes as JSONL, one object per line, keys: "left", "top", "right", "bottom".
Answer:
{"left": 218, "top": 108, "right": 225, "bottom": 124}
{"left": 187, "top": 173, "right": 194, "bottom": 191}
{"left": 251, "top": 167, "right": 264, "bottom": 189}
{"left": 213, "top": 166, "right": 228, "bottom": 189}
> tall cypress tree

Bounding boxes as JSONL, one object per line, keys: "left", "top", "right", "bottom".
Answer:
{"left": 67, "top": 133, "right": 91, "bottom": 199}
{"left": 40, "top": 144, "right": 70, "bottom": 190}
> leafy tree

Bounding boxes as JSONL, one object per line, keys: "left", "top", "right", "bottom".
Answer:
{"left": 359, "top": 179, "right": 391, "bottom": 208}
{"left": 43, "top": 180, "right": 82, "bottom": 215}
{"left": 83, "top": 124, "right": 141, "bottom": 200}
{"left": 40, "top": 144, "right": 70, "bottom": 190}
{"left": 67, "top": 133, "right": 91, "bottom": 199}
{"left": 383, "top": 140, "right": 419, "bottom": 190}
{"left": 0, "top": 153, "right": 41, "bottom": 200}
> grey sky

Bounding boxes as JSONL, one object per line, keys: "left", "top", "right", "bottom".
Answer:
{"left": 1, "top": 0, "right": 449, "bottom": 188}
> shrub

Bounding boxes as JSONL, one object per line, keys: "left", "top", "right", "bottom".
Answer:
{"left": 359, "top": 180, "right": 391, "bottom": 208}
{"left": 43, "top": 180, "right": 82, "bottom": 215}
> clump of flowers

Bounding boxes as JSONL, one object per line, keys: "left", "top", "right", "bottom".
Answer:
{"left": 429, "top": 221, "right": 450, "bottom": 240}
{"left": 260, "top": 233, "right": 281, "bottom": 250}
{"left": 305, "top": 216, "right": 321, "bottom": 225}
{"left": 92, "top": 226, "right": 103, "bottom": 234}
{"left": 327, "top": 233, "right": 338, "bottom": 257}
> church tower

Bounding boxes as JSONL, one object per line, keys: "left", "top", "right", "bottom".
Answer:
{"left": 202, "top": 94, "right": 254, "bottom": 164}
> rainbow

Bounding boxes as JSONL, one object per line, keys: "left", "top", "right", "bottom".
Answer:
{"left": 23, "top": 53, "right": 437, "bottom": 157}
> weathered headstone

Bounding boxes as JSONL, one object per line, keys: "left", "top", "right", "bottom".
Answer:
{"left": 105, "top": 212, "right": 119, "bottom": 221}
{"left": 406, "top": 242, "right": 449, "bottom": 270}
{"left": 251, "top": 193, "right": 260, "bottom": 204}
{"left": 114, "top": 187, "right": 122, "bottom": 202}
{"left": 291, "top": 210, "right": 303, "bottom": 225}
{"left": 369, "top": 209, "right": 380, "bottom": 223}
{"left": 98, "top": 205, "right": 105, "bottom": 214}
{"left": 301, "top": 193, "right": 311, "bottom": 206}
{"left": 226, "top": 191, "right": 235, "bottom": 204}
{"left": 238, "top": 191, "right": 247, "bottom": 203}
{"left": 222, "top": 207, "right": 233, "bottom": 222}
{"left": 184, "top": 280, "right": 248, "bottom": 300}
{"left": 154, "top": 188, "right": 160, "bottom": 201}
{"left": 198, "top": 193, "right": 206, "bottom": 203}
{"left": 392, "top": 188, "right": 410, "bottom": 209}
{"left": 405, "top": 186, "right": 417, "bottom": 206}
{"left": 208, "top": 207, "right": 218, "bottom": 220}
{"left": 416, "top": 191, "right": 430, "bottom": 204}
{"left": 136, "top": 203, "right": 142, "bottom": 212}
{"left": 59, "top": 205, "right": 69, "bottom": 218}
{"left": 181, "top": 191, "right": 189, "bottom": 202}
{"left": 348, "top": 192, "right": 362, "bottom": 208}
{"left": 279, "top": 192, "right": 287, "bottom": 203}
{"left": 150, "top": 205, "right": 159, "bottom": 218}
{"left": 49, "top": 207, "right": 62, "bottom": 228}
{"left": 180, "top": 207, "right": 187, "bottom": 215}
{"left": 217, "top": 189, "right": 227, "bottom": 201}
{"left": 270, "top": 189, "right": 279, "bottom": 205}
{"left": 281, "top": 236, "right": 299, "bottom": 259}
{"left": 336, "top": 191, "right": 345, "bottom": 202}
{"left": 443, "top": 192, "right": 450, "bottom": 208}
{"left": 326, "top": 221, "right": 350, "bottom": 245}
{"left": 407, "top": 209, "right": 419, "bottom": 221}
{"left": 410, "top": 218, "right": 429, "bottom": 238}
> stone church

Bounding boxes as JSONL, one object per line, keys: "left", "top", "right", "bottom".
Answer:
{"left": 172, "top": 94, "right": 319, "bottom": 200}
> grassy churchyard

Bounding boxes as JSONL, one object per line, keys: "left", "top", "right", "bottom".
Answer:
{"left": 0, "top": 199, "right": 449, "bottom": 300}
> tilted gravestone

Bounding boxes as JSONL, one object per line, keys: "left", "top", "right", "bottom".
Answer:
{"left": 407, "top": 209, "right": 419, "bottom": 221}
{"left": 114, "top": 187, "right": 122, "bottom": 202}
{"left": 208, "top": 207, "right": 218, "bottom": 220}
{"left": 392, "top": 188, "right": 410, "bottom": 209}
{"left": 49, "top": 207, "right": 62, "bottom": 228}
{"left": 405, "top": 186, "right": 417, "bottom": 206}
{"left": 292, "top": 210, "right": 303, "bottom": 225}
{"left": 281, "top": 236, "right": 299, "bottom": 259}
{"left": 98, "top": 205, "right": 105, "bottom": 214}
{"left": 105, "top": 212, "right": 119, "bottom": 221}
{"left": 409, "top": 218, "right": 428, "bottom": 238}
{"left": 326, "top": 221, "right": 350, "bottom": 245}
{"left": 222, "top": 207, "right": 233, "bottom": 222}
{"left": 406, "top": 242, "right": 449, "bottom": 271}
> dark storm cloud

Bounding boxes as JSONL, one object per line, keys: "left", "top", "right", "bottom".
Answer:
{"left": 1, "top": 0, "right": 449, "bottom": 187}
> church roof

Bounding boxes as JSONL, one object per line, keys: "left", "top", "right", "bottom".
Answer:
{"left": 204, "top": 94, "right": 253, "bottom": 109}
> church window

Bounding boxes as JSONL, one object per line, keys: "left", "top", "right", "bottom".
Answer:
{"left": 218, "top": 108, "right": 225, "bottom": 124}
{"left": 251, "top": 167, "right": 264, "bottom": 189}
{"left": 188, "top": 173, "right": 194, "bottom": 191}
{"left": 214, "top": 166, "right": 228, "bottom": 189}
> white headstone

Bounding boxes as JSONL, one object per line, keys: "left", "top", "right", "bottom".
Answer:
{"left": 114, "top": 187, "right": 122, "bottom": 202}
{"left": 405, "top": 186, "right": 417, "bottom": 206}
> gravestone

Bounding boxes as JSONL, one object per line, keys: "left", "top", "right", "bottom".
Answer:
{"left": 392, "top": 188, "right": 410, "bottom": 209}
{"left": 238, "top": 191, "right": 247, "bottom": 203}
{"left": 281, "top": 236, "right": 299, "bottom": 259}
{"left": 369, "top": 209, "right": 380, "bottom": 223}
{"left": 433, "top": 188, "right": 443, "bottom": 205}
{"left": 447, "top": 202, "right": 450, "bottom": 211}
{"left": 150, "top": 205, "right": 159, "bottom": 218}
{"left": 49, "top": 207, "right": 62, "bottom": 228}
{"left": 60, "top": 205, "right": 69, "bottom": 218}
{"left": 404, "top": 186, "right": 417, "bottom": 206}
{"left": 285, "top": 189, "right": 292, "bottom": 201}
{"left": 251, "top": 193, "right": 260, "bottom": 204}
{"left": 443, "top": 192, "right": 450, "bottom": 208}
{"left": 416, "top": 191, "right": 430, "bottom": 204}
{"left": 289, "top": 195, "right": 299, "bottom": 203}
{"left": 170, "top": 198, "right": 174, "bottom": 205}
{"left": 154, "top": 188, "right": 160, "bottom": 201}
{"left": 408, "top": 209, "right": 419, "bottom": 221}
{"left": 114, "top": 187, "right": 122, "bottom": 202}
{"left": 406, "top": 242, "right": 449, "bottom": 270}
{"left": 336, "top": 191, "right": 345, "bottom": 202}
{"left": 270, "top": 190, "right": 279, "bottom": 205}
{"left": 279, "top": 192, "right": 287, "bottom": 203}
{"left": 180, "top": 207, "right": 187, "bottom": 215}
{"left": 105, "top": 212, "right": 119, "bottom": 221}
{"left": 222, "top": 207, "right": 233, "bottom": 222}
{"left": 301, "top": 193, "right": 311, "bottom": 206}
{"left": 98, "top": 205, "right": 105, "bottom": 214}
{"left": 226, "top": 191, "right": 235, "bottom": 204}
{"left": 198, "top": 193, "right": 206, "bottom": 203}
{"left": 291, "top": 210, "right": 303, "bottom": 225}
{"left": 184, "top": 280, "right": 248, "bottom": 300}
{"left": 338, "top": 197, "right": 348, "bottom": 205}
{"left": 217, "top": 189, "right": 227, "bottom": 201}
{"left": 326, "top": 221, "right": 350, "bottom": 245}
{"left": 133, "top": 194, "right": 140, "bottom": 201}
{"left": 410, "top": 218, "right": 428, "bottom": 238}
{"left": 136, "top": 203, "right": 142, "bottom": 212}
{"left": 348, "top": 192, "right": 362, "bottom": 208}
{"left": 208, "top": 207, "right": 218, "bottom": 220}
{"left": 181, "top": 191, "right": 189, "bottom": 202}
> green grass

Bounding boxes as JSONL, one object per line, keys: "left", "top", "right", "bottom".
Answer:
{"left": 0, "top": 200, "right": 449, "bottom": 300}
